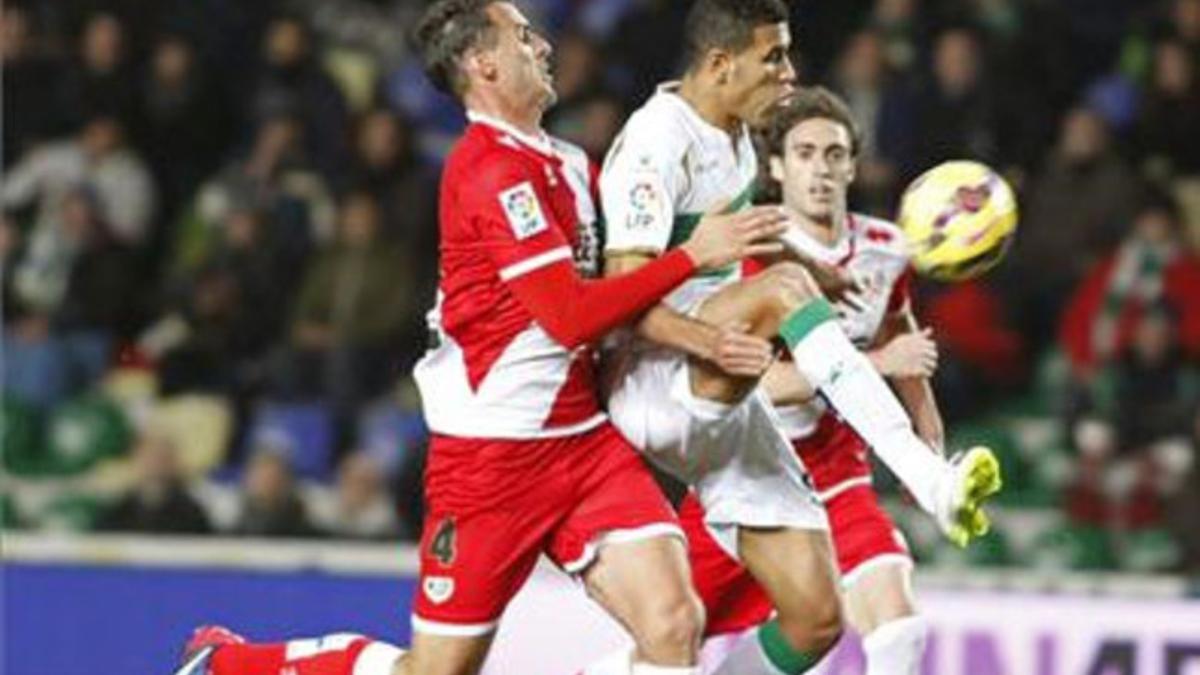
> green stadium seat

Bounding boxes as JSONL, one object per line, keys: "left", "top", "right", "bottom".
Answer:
{"left": 43, "top": 394, "right": 132, "bottom": 475}
{"left": 1030, "top": 525, "right": 1117, "bottom": 571}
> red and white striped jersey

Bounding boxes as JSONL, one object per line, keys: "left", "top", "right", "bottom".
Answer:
{"left": 413, "top": 112, "right": 606, "bottom": 439}
{"left": 775, "top": 213, "right": 915, "bottom": 490}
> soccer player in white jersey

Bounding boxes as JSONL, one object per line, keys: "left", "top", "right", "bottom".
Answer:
{"left": 598, "top": 3, "right": 1000, "bottom": 674}
{"left": 677, "top": 87, "right": 1003, "bottom": 675}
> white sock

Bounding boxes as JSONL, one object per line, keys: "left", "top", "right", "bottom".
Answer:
{"left": 582, "top": 649, "right": 698, "bottom": 675}
{"left": 780, "top": 301, "right": 944, "bottom": 514}
{"left": 631, "top": 665, "right": 699, "bottom": 675}
{"left": 352, "top": 641, "right": 407, "bottom": 675}
{"left": 863, "top": 616, "right": 928, "bottom": 675}
{"left": 707, "top": 628, "right": 787, "bottom": 675}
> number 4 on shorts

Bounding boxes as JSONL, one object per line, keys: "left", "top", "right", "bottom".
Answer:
{"left": 430, "top": 518, "right": 456, "bottom": 566}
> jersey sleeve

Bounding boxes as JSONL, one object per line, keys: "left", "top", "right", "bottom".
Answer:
{"left": 599, "top": 114, "right": 688, "bottom": 255}
{"left": 465, "top": 155, "right": 575, "bottom": 283}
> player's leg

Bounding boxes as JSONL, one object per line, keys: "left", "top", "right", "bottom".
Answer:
{"left": 175, "top": 626, "right": 409, "bottom": 675}
{"left": 704, "top": 266, "right": 1001, "bottom": 544}
{"left": 844, "top": 563, "right": 926, "bottom": 675}
{"left": 582, "top": 536, "right": 706, "bottom": 673}
{"left": 554, "top": 425, "right": 705, "bottom": 674}
{"left": 827, "top": 483, "right": 926, "bottom": 675}
{"left": 705, "top": 526, "right": 843, "bottom": 675}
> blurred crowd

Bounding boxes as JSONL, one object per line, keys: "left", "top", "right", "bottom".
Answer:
{"left": 2, "top": 0, "right": 1198, "bottom": 572}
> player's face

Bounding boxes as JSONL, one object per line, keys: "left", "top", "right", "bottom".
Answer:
{"left": 485, "top": 3, "right": 556, "bottom": 111}
{"left": 772, "top": 117, "right": 856, "bottom": 223}
{"left": 729, "top": 23, "right": 796, "bottom": 125}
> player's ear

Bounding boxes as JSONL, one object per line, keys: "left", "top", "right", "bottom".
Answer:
{"left": 846, "top": 155, "right": 857, "bottom": 186}
{"left": 769, "top": 154, "right": 785, "bottom": 183}
{"left": 465, "top": 46, "right": 498, "bottom": 85}
{"left": 707, "top": 48, "right": 733, "bottom": 85}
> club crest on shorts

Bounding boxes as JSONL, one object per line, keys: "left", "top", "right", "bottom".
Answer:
{"left": 499, "top": 181, "right": 548, "bottom": 240}
{"left": 423, "top": 576, "right": 455, "bottom": 605}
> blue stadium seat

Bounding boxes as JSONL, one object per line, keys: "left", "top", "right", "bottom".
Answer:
{"left": 247, "top": 402, "right": 335, "bottom": 481}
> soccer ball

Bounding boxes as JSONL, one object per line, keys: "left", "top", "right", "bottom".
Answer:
{"left": 898, "top": 160, "right": 1018, "bottom": 281}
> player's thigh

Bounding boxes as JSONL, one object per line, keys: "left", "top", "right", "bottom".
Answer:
{"left": 395, "top": 632, "right": 493, "bottom": 675}
{"left": 583, "top": 535, "right": 703, "bottom": 654}
{"left": 737, "top": 526, "right": 842, "bottom": 628}
{"left": 689, "top": 265, "right": 819, "bottom": 403}
{"left": 844, "top": 560, "right": 918, "bottom": 635}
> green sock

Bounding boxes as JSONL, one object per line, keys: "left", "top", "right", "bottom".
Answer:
{"left": 777, "top": 299, "right": 836, "bottom": 349}
{"left": 758, "top": 619, "right": 823, "bottom": 674}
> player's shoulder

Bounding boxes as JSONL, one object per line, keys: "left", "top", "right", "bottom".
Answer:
{"left": 614, "top": 89, "right": 695, "bottom": 160}
{"left": 447, "top": 124, "right": 541, "bottom": 189}
{"left": 850, "top": 212, "right": 909, "bottom": 257}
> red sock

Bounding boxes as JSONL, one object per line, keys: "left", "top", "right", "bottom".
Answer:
{"left": 211, "top": 634, "right": 372, "bottom": 675}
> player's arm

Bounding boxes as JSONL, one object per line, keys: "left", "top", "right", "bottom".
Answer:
{"left": 605, "top": 252, "right": 776, "bottom": 377}
{"left": 868, "top": 303, "right": 945, "bottom": 453}
{"left": 480, "top": 162, "right": 781, "bottom": 350}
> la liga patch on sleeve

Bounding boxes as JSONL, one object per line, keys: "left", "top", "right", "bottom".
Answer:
{"left": 498, "top": 181, "right": 548, "bottom": 240}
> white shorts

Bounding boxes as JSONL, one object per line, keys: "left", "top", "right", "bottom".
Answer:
{"left": 606, "top": 347, "right": 828, "bottom": 559}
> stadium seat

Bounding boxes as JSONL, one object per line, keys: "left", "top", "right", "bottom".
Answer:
{"left": 1030, "top": 525, "right": 1117, "bottom": 571}
{"left": 2, "top": 396, "right": 44, "bottom": 476}
{"left": 247, "top": 402, "right": 335, "bottom": 480}
{"left": 356, "top": 401, "right": 427, "bottom": 478}
{"left": 44, "top": 394, "right": 133, "bottom": 475}
{"left": 147, "top": 395, "right": 233, "bottom": 479}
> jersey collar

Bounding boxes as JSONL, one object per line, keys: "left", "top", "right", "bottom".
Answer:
{"left": 466, "top": 110, "right": 555, "bottom": 157}
{"left": 655, "top": 81, "right": 751, "bottom": 146}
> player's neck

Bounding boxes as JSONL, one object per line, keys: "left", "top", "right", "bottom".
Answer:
{"left": 465, "top": 93, "right": 544, "bottom": 139}
{"left": 678, "top": 75, "right": 741, "bottom": 136}
{"left": 787, "top": 205, "right": 846, "bottom": 246}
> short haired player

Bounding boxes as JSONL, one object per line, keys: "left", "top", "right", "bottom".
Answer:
{"left": 597, "top": 2, "right": 1001, "bottom": 673}
{"left": 170, "top": 3, "right": 788, "bottom": 675}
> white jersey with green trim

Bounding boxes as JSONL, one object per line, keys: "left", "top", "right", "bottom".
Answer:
{"left": 600, "top": 82, "right": 758, "bottom": 315}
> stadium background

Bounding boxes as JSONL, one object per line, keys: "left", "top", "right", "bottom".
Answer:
{"left": 2, "top": 0, "right": 1199, "bottom": 673}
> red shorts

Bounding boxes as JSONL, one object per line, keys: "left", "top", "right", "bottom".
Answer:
{"left": 412, "top": 422, "right": 681, "bottom": 635}
{"left": 682, "top": 483, "right": 911, "bottom": 637}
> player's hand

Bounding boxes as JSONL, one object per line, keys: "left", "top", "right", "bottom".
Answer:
{"left": 681, "top": 204, "right": 788, "bottom": 271}
{"left": 710, "top": 321, "right": 775, "bottom": 377}
{"left": 871, "top": 327, "right": 938, "bottom": 378}
{"left": 798, "top": 253, "right": 864, "bottom": 311}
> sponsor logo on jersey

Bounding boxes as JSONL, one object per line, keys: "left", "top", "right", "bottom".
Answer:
{"left": 423, "top": 576, "right": 456, "bottom": 605}
{"left": 499, "top": 182, "right": 548, "bottom": 240}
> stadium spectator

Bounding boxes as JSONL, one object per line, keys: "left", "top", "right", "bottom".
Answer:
{"left": 310, "top": 451, "right": 405, "bottom": 540}
{"left": 95, "top": 433, "right": 213, "bottom": 535}
{"left": 275, "top": 191, "right": 412, "bottom": 414}
{"left": 3, "top": 187, "right": 138, "bottom": 411}
{"left": 248, "top": 15, "right": 350, "bottom": 180}
{"left": 1065, "top": 305, "right": 1198, "bottom": 531}
{"left": 60, "top": 12, "right": 141, "bottom": 132}
{"left": 140, "top": 33, "right": 229, "bottom": 235}
{"left": 182, "top": 113, "right": 334, "bottom": 282}
{"left": 830, "top": 28, "right": 898, "bottom": 213}
{"left": 1059, "top": 196, "right": 1200, "bottom": 377}
{"left": 232, "top": 446, "right": 317, "bottom": 538}
{"left": 866, "top": 0, "right": 925, "bottom": 74}
{"left": 1009, "top": 107, "right": 1140, "bottom": 353}
{"left": 2, "top": 115, "right": 157, "bottom": 248}
{"left": 1134, "top": 38, "right": 1200, "bottom": 180}
{"left": 878, "top": 27, "right": 1001, "bottom": 182}
{"left": 1, "top": 5, "right": 70, "bottom": 167}
{"left": 341, "top": 108, "right": 435, "bottom": 248}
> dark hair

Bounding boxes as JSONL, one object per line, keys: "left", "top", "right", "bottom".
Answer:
{"left": 754, "top": 86, "right": 861, "bottom": 203}
{"left": 412, "top": 0, "right": 499, "bottom": 98}
{"left": 683, "top": 0, "right": 789, "bottom": 70}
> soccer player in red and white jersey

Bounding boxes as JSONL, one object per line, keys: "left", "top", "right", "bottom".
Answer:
{"left": 680, "top": 88, "right": 1003, "bottom": 675}
{"left": 172, "top": 3, "right": 789, "bottom": 675}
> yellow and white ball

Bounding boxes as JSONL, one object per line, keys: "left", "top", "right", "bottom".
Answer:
{"left": 898, "top": 160, "right": 1018, "bottom": 281}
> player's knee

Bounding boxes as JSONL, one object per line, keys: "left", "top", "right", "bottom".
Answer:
{"left": 635, "top": 590, "right": 705, "bottom": 659}
{"left": 778, "top": 591, "right": 844, "bottom": 655}
{"left": 757, "top": 262, "right": 819, "bottom": 317}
